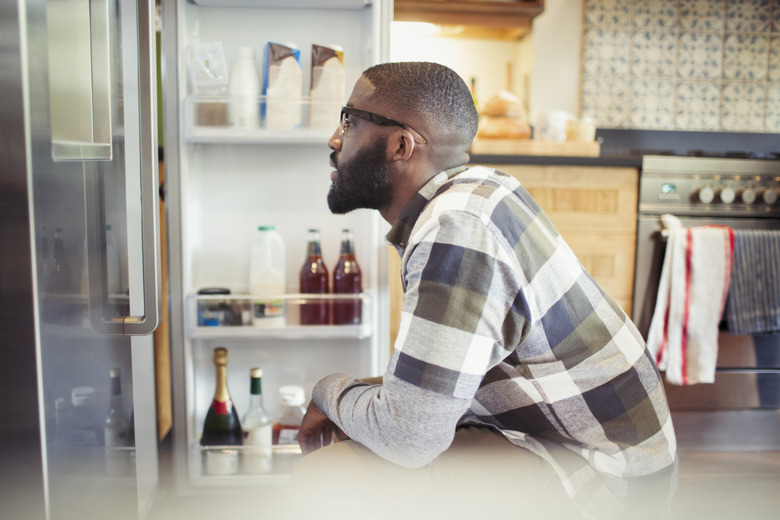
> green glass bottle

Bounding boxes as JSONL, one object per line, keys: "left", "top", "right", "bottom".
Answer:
{"left": 201, "top": 347, "right": 242, "bottom": 446}
{"left": 201, "top": 347, "right": 242, "bottom": 475}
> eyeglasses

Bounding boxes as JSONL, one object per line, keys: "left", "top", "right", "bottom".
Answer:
{"left": 340, "top": 106, "right": 427, "bottom": 144}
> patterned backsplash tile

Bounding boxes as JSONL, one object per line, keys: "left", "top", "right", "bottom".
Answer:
{"left": 582, "top": 0, "right": 780, "bottom": 132}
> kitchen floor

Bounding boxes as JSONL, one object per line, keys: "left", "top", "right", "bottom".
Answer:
{"left": 150, "top": 430, "right": 780, "bottom": 520}
{"left": 671, "top": 450, "right": 780, "bottom": 520}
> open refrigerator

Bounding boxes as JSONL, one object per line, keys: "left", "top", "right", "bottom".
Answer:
{"left": 161, "top": 0, "right": 393, "bottom": 496}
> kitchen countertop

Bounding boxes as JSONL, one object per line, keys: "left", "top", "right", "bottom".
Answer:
{"left": 470, "top": 153, "right": 643, "bottom": 168}
{"left": 470, "top": 128, "right": 780, "bottom": 169}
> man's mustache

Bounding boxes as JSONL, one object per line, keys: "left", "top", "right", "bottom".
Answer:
{"left": 330, "top": 151, "right": 338, "bottom": 169}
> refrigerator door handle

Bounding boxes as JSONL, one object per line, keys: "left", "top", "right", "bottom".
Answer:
{"left": 48, "top": 0, "right": 113, "bottom": 161}
{"left": 84, "top": 0, "right": 161, "bottom": 336}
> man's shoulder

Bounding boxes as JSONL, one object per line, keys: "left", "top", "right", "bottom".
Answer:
{"left": 438, "top": 165, "right": 521, "bottom": 196}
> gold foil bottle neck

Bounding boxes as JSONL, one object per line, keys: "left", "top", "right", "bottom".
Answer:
{"left": 213, "top": 347, "right": 228, "bottom": 366}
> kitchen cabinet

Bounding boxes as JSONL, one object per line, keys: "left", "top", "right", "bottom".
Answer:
{"left": 496, "top": 165, "right": 638, "bottom": 316}
{"left": 388, "top": 164, "right": 638, "bottom": 351}
{"left": 394, "top": 0, "right": 545, "bottom": 39}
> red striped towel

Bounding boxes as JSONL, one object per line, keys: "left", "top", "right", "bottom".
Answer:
{"left": 646, "top": 215, "right": 734, "bottom": 385}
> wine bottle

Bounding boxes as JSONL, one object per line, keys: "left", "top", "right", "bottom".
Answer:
{"left": 48, "top": 227, "right": 71, "bottom": 294}
{"left": 104, "top": 368, "right": 129, "bottom": 448}
{"left": 241, "top": 368, "right": 273, "bottom": 474}
{"left": 201, "top": 347, "right": 242, "bottom": 475}
{"left": 299, "top": 228, "right": 330, "bottom": 325}
{"left": 333, "top": 228, "right": 362, "bottom": 325}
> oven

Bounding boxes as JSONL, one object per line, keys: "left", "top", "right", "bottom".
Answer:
{"left": 632, "top": 155, "right": 780, "bottom": 450}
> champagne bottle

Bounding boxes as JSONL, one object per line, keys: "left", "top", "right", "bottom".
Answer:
{"left": 241, "top": 368, "right": 273, "bottom": 474}
{"left": 299, "top": 228, "right": 330, "bottom": 325}
{"left": 104, "top": 368, "right": 129, "bottom": 448}
{"left": 333, "top": 228, "right": 362, "bottom": 325}
{"left": 201, "top": 347, "right": 242, "bottom": 475}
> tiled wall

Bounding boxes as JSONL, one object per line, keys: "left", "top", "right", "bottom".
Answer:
{"left": 581, "top": 0, "right": 780, "bottom": 132}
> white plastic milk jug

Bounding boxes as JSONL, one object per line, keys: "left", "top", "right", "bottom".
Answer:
{"left": 249, "top": 226, "right": 286, "bottom": 327}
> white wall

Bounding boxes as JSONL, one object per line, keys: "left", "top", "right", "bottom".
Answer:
{"left": 389, "top": 0, "right": 584, "bottom": 124}
{"left": 389, "top": 25, "right": 529, "bottom": 112}
{"left": 529, "top": 0, "right": 582, "bottom": 122}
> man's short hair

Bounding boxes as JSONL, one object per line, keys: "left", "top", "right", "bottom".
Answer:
{"left": 362, "top": 62, "right": 478, "bottom": 148}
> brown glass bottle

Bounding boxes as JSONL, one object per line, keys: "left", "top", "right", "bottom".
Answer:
{"left": 333, "top": 228, "right": 362, "bottom": 325}
{"left": 299, "top": 228, "right": 330, "bottom": 325}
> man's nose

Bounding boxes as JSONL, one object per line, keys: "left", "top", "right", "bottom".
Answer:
{"left": 328, "top": 127, "right": 342, "bottom": 150}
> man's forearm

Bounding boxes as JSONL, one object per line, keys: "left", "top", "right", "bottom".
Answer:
{"left": 312, "top": 372, "right": 470, "bottom": 468}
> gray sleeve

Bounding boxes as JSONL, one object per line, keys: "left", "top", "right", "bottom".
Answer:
{"left": 312, "top": 371, "right": 471, "bottom": 468}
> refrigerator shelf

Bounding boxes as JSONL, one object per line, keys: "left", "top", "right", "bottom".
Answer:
{"left": 188, "top": 322, "right": 371, "bottom": 339}
{"left": 185, "top": 126, "right": 334, "bottom": 144}
{"left": 189, "top": 441, "right": 300, "bottom": 486}
{"left": 187, "top": 292, "right": 373, "bottom": 338}
{"left": 184, "top": 95, "right": 341, "bottom": 143}
{"left": 191, "top": 0, "right": 368, "bottom": 8}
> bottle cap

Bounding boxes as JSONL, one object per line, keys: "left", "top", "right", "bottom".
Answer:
{"left": 279, "top": 385, "right": 305, "bottom": 406}
{"left": 71, "top": 386, "right": 96, "bottom": 406}
{"left": 250, "top": 367, "right": 263, "bottom": 378}
{"left": 110, "top": 367, "right": 121, "bottom": 378}
{"left": 236, "top": 46, "right": 254, "bottom": 58}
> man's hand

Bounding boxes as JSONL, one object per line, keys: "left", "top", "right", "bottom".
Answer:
{"left": 298, "top": 399, "right": 348, "bottom": 455}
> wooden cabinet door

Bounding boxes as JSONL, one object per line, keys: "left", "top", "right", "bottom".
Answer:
{"left": 387, "top": 164, "right": 639, "bottom": 351}
{"left": 495, "top": 165, "right": 639, "bottom": 315}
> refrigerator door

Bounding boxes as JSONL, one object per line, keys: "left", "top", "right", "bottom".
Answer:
{"left": 162, "top": 0, "right": 391, "bottom": 499}
{"left": 0, "top": 0, "right": 161, "bottom": 519}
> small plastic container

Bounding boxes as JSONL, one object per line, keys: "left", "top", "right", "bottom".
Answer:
{"left": 272, "top": 385, "right": 306, "bottom": 473}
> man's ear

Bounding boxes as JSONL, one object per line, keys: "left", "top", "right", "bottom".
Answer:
{"left": 387, "top": 129, "right": 416, "bottom": 162}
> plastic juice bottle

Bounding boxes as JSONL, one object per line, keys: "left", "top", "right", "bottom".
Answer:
{"left": 249, "top": 225, "right": 286, "bottom": 327}
{"left": 272, "top": 385, "right": 306, "bottom": 473}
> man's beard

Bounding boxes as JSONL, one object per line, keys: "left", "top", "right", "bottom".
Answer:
{"left": 327, "top": 138, "right": 392, "bottom": 215}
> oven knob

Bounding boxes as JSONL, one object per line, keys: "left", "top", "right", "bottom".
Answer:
{"left": 717, "top": 186, "right": 735, "bottom": 204}
{"left": 760, "top": 188, "right": 778, "bottom": 205}
{"left": 738, "top": 187, "right": 757, "bottom": 205}
{"left": 697, "top": 186, "right": 715, "bottom": 204}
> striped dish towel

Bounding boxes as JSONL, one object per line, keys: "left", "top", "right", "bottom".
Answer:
{"left": 725, "top": 230, "right": 780, "bottom": 336}
{"left": 646, "top": 215, "right": 734, "bottom": 385}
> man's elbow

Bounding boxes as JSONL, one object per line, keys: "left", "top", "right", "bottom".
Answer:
{"left": 372, "top": 430, "right": 452, "bottom": 469}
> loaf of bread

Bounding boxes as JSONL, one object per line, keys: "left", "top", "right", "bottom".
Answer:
{"left": 477, "top": 116, "right": 531, "bottom": 139}
{"left": 476, "top": 90, "right": 530, "bottom": 139}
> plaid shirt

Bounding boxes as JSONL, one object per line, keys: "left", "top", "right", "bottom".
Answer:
{"left": 313, "top": 166, "right": 676, "bottom": 503}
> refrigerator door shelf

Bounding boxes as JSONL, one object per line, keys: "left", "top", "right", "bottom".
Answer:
{"left": 190, "top": 0, "right": 368, "bottom": 8}
{"left": 184, "top": 95, "right": 341, "bottom": 143}
{"left": 187, "top": 292, "right": 373, "bottom": 339}
{"left": 188, "top": 441, "right": 298, "bottom": 486}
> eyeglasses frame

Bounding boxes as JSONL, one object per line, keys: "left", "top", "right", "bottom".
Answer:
{"left": 340, "top": 106, "right": 427, "bottom": 144}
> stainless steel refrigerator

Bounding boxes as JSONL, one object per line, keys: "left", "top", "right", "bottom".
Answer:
{"left": 2, "top": 0, "right": 392, "bottom": 517}
{"left": 1, "top": 0, "right": 162, "bottom": 518}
